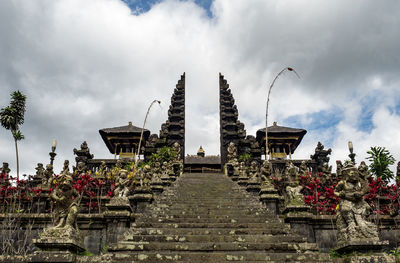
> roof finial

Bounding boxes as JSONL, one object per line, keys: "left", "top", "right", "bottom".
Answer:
{"left": 128, "top": 121, "right": 132, "bottom": 126}
{"left": 273, "top": 121, "right": 277, "bottom": 126}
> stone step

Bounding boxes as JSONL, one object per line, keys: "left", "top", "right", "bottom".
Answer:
{"left": 132, "top": 222, "right": 285, "bottom": 229}
{"left": 124, "top": 227, "right": 291, "bottom": 236}
{"left": 125, "top": 234, "right": 307, "bottom": 243}
{"left": 111, "top": 241, "right": 318, "bottom": 252}
{"left": 105, "top": 251, "right": 331, "bottom": 262}
{"left": 135, "top": 217, "right": 271, "bottom": 224}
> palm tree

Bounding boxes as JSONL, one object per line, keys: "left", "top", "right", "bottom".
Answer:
{"left": 0, "top": 91, "right": 27, "bottom": 180}
{"left": 366, "top": 146, "right": 395, "bottom": 183}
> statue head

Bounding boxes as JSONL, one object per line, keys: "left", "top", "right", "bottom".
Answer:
{"left": 143, "top": 165, "right": 151, "bottom": 172}
{"left": 119, "top": 169, "right": 128, "bottom": 179}
{"left": 81, "top": 141, "right": 88, "bottom": 150}
{"left": 46, "top": 164, "right": 53, "bottom": 171}
{"left": 342, "top": 163, "right": 359, "bottom": 182}
{"left": 36, "top": 163, "right": 44, "bottom": 169}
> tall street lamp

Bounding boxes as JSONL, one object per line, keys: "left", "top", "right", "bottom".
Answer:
{"left": 135, "top": 100, "right": 161, "bottom": 163}
{"left": 265, "top": 67, "right": 300, "bottom": 160}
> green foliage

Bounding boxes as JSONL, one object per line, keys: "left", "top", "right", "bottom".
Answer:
{"left": 101, "top": 245, "right": 108, "bottom": 254}
{"left": 389, "top": 247, "right": 400, "bottom": 257}
{"left": 238, "top": 153, "right": 252, "bottom": 164}
{"left": 367, "top": 146, "right": 395, "bottom": 183}
{"left": 150, "top": 146, "right": 177, "bottom": 164}
{"left": 0, "top": 90, "right": 26, "bottom": 137}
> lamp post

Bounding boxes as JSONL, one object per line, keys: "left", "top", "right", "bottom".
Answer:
{"left": 49, "top": 139, "right": 57, "bottom": 165}
{"left": 265, "top": 67, "right": 300, "bottom": 160}
{"left": 348, "top": 141, "right": 356, "bottom": 164}
{"left": 135, "top": 100, "right": 161, "bottom": 164}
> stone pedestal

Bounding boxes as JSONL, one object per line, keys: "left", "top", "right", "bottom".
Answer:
{"left": 334, "top": 239, "right": 389, "bottom": 254}
{"left": 105, "top": 197, "right": 133, "bottom": 244}
{"left": 283, "top": 205, "right": 314, "bottom": 242}
{"left": 32, "top": 226, "right": 85, "bottom": 263}
{"left": 332, "top": 239, "right": 393, "bottom": 263}
{"left": 259, "top": 184, "right": 282, "bottom": 215}
{"left": 132, "top": 187, "right": 154, "bottom": 213}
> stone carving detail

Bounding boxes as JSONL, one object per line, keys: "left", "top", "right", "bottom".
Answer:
{"left": 358, "top": 161, "right": 371, "bottom": 181}
{"left": 61, "top": 160, "right": 70, "bottom": 175}
{"left": 284, "top": 161, "right": 304, "bottom": 206}
{"left": 227, "top": 142, "right": 237, "bottom": 162}
{"left": 73, "top": 161, "right": 87, "bottom": 177}
{"left": 310, "top": 142, "right": 332, "bottom": 171}
{"left": 42, "top": 164, "right": 54, "bottom": 188}
{"left": 157, "top": 74, "right": 185, "bottom": 159}
{"left": 334, "top": 163, "right": 378, "bottom": 245}
{"left": 299, "top": 160, "right": 308, "bottom": 176}
{"left": 96, "top": 161, "right": 107, "bottom": 178}
{"left": 114, "top": 169, "right": 132, "bottom": 198}
{"left": 35, "top": 163, "right": 45, "bottom": 178}
{"left": 1, "top": 162, "right": 10, "bottom": 175}
{"left": 336, "top": 160, "right": 343, "bottom": 178}
{"left": 40, "top": 174, "right": 82, "bottom": 242}
{"left": 73, "top": 141, "right": 94, "bottom": 164}
{"left": 248, "top": 161, "right": 259, "bottom": 181}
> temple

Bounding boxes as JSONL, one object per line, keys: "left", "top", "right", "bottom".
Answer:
{"left": 256, "top": 121, "right": 307, "bottom": 159}
{"left": 99, "top": 121, "right": 150, "bottom": 159}
{"left": 1, "top": 73, "right": 397, "bottom": 263}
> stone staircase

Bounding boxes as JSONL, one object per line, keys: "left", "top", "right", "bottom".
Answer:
{"left": 108, "top": 173, "right": 331, "bottom": 262}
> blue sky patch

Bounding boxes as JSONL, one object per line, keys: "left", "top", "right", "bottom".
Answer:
{"left": 121, "top": 0, "right": 214, "bottom": 17}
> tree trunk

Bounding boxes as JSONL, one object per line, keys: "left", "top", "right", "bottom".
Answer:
{"left": 14, "top": 137, "right": 19, "bottom": 180}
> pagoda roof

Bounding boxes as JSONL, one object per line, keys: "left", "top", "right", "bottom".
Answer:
{"left": 256, "top": 123, "right": 307, "bottom": 154}
{"left": 99, "top": 122, "right": 150, "bottom": 154}
{"left": 99, "top": 122, "right": 149, "bottom": 134}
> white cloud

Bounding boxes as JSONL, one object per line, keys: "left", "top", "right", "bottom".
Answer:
{"left": 0, "top": 0, "right": 399, "bottom": 176}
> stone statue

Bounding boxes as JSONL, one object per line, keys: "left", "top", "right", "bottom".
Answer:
{"left": 172, "top": 142, "right": 181, "bottom": 160}
{"left": 239, "top": 162, "right": 247, "bottom": 178}
{"left": 61, "top": 160, "right": 70, "bottom": 175}
{"left": 140, "top": 165, "right": 152, "bottom": 188}
{"left": 310, "top": 142, "right": 332, "bottom": 171}
{"left": 334, "top": 163, "right": 378, "bottom": 245}
{"left": 114, "top": 169, "right": 132, "bottom": 198}
{"left": 284, "top": 161, "right": 304, "bottom": 206}
{"left": 336, "top": 160, "right": 343, "bottom": 178}
{"left": 227, "top": 142, "right": 237, "bottom": 162}
{"left": 35, "top": 163, "right": 45, "bottom": 178}
{"left": 73, "top": 141, "right": 94, "bottom": 164}
{"left": 43, "top": 164, "right": 54, "bottom": 188}
{"left": 96, "top": 161, "right": 107, "bottom": 178}
{"left": 248, "top": 161, "right": 259, "bottom": 180}
{"left": 50, "top": 174, "right": 79, "bottom": 230}
{"left": 260, "top": 160, "right": 273, "bottom": 188}
{"left": 299, "top": 161, "right": 308, "bottom": 176}
{"left": 1, "top": 162, "right": 10, "bottom": 176}
{"left": 74, "top": 161, "right": 87, "bottom": 177}
{"left": 358, "top": 161, "right": 371, "bottom": 181}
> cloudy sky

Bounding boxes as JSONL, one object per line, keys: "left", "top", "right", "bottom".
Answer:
{"left": 1, "top": 0, "right": 399, "bottom": 176}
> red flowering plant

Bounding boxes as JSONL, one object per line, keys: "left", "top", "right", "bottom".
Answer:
{"left": 364, "top": 177, "right": 399, "bottom": 216}
{"left": 300, "top": 172, "right": 340, "bottom": 215}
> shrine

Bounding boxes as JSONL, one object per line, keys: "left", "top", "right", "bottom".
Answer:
{"left": 99, "top": 121, "right": 150, "bottom": 159}
{"left": 256, "top": 121, "right": 307, "bottom": 159}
